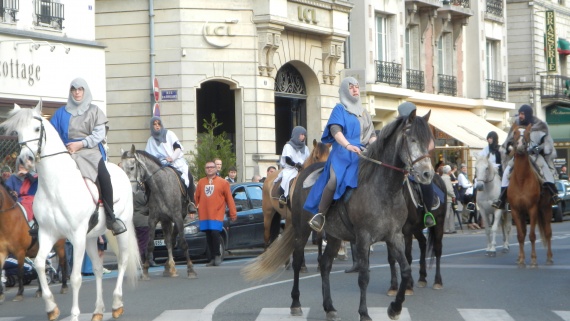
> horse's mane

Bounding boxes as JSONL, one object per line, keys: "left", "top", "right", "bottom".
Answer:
{"left": 134, "top": 150, "right": 163, "bottom": 168}
{"left": 359, "top": 114, "right": 433, "bottom": 182}
{"left": 0, "top": 108, "right": 35, "bottom": 136}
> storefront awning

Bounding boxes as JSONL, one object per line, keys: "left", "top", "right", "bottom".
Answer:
{"left": 417, "top": 107, "right": 508, "bottom": 149}
{"left": 559, "top": 38, "right": 570, "bottom": 55}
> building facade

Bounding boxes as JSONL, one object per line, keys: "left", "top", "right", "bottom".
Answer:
{"left": 507, "top": 0, "right": 570, "bottom": 171}
{"left": 348, "top": 0, "right": 514, "bottom": 171}
{"left": 96, "top": 0, "right": 352, "bottom": 180}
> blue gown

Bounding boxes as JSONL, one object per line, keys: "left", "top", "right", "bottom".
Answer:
{"left": 304, "top": 104, "right": 361, "bottom": 214}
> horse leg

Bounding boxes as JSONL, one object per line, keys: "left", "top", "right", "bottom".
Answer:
{"left": 0, "top": 254, "right": 5, "bottom": 304}
{"left": 511, "top": 209, "right": 527, "bottom": 268}
{"left": 55, "top": 239, "right": 69, "bottom": 294}
{"left": 174, "top": 214, "right": 197, "bottom": 278}
{"left": 13, "top": 251, "right": 25, "bottom": 302}
{"left": 501, "top": 210, "right": 512, "bottom": 253}
{"left": 85, "top": 238, "right": 105, "bottom": 321}
{"left": 488, "top": 209, "right": 501, "bottom": 256}
{"left": 543, "top": 203, "right": 554, "bottom": 265}
{"left": 320, "top": 236, "right": 341, "bottom": 321}
{"left": 386, "top": 247, "right": 398, "bottom": 296}
{"left": 162, "top": 221, "right": 178, "bottom": 277}
{"left": 290, "top": 245, "right": 305, "bottom": 316}
{"left": 414, "top": 229, "right": 426, "bottom": 290}
{"left": 39, "top": 234, "right": 62, "bottom": 321}
{"left": 432, "top": 223, "right": 444, "bottom": 290}
{"left": 386, "top": 235, "right": 411, "bottom": 321}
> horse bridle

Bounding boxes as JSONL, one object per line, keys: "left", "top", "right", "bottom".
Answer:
{"left": 18, "top": 116, "right": 70, "bottom": 162}
{"left": 358, "top": 124, "right": 431, "bottom": 176}
{"left": 478, "top": 153, "right": 497, "bottom": 183}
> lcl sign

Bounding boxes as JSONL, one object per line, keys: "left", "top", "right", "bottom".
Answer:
{"left": 298, "top": 6, "right": 318, "bottom": 24}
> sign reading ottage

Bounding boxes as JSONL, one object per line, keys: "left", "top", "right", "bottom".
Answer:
{"left": 546, "top": 10, "right": 557, "bottom": 72}
{"left": 161, "top": 90, "right": 178, "bottom": 101}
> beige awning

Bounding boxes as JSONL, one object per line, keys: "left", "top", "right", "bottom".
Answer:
{"left": 417, "top": 106, "right": 508, "bottom": 149}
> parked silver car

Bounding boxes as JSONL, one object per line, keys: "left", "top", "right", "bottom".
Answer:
{"left": 553, "top": 179, "right": 570, "bottom": 222}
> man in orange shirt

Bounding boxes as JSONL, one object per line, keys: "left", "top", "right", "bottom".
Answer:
{"left": 192, "top": 161, "right": 237, "bottom": 266}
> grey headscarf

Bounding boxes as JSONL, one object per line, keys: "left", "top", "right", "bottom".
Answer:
{"left": 397, "top": 102, "right": 417, "bottom": 118}
{"left": 287, "top": 126, "right": 307, "bottom": 152}
{"left": 66, "top": 78, "right": 93, "bottom": 116}
{"left": 150, "top": 116, "right": 167, "bottom": 144}
{"left": 339, "top": 77, "right": 363, "bottom": 117}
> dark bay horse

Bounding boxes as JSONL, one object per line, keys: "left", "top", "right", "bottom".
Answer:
{"left": 121, "top": 145, "right": 197, "bottom": 280}
{"left": 243, "top": 110, "right": 434, "bottom": 321}
{"left": 262, "top": 139, "right": 330, "bottom": 248}
{"left": 508, "top": 123, "right": 553, "bottom": 268}
{"left": 387, "top": 173, "right": 447, "bottom": 296}
{"left": 0, "top": 179, "right": 68, "bottom": 303}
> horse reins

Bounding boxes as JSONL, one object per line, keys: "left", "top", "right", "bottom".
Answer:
{"left": 19, "top": 116, "right": 70, "bottom": 161}
{"left": 126, "top": 154, "right": 186, "bottom": 196}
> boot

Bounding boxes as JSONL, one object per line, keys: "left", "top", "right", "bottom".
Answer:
{"left": 148, "top": 253, "right": 159, "bottom": 267}
{"left": 492, "top": 187, "right": 507, "bottom": 209}
{"left": 103, "top": 200, "right": 127, "bottom": 236}
{"left": 424, "top": 212, "right": 436, "bottom": 228}
{"left": 278, "top": 195, "right": 287, "bottom": 206}
{"left": 187, "top": 185, "right": 197, "bottom": 214}
{"left": 345, "top": 241, "right": 358, "bottom": 273}
{"left": 544, "top": 182, "right": 562, "bottom": 205}
{"left": 308, "top": 180, "right": 335, "bottom": 232}
{"left": 28, "top": 221, "right": 39, "bottom": 238}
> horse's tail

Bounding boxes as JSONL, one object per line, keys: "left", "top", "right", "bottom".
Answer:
{"left": 105, "top": 220, "right": 142, "bottom": 286}
{"left": 241, "top": 224, "right": 295, "bottom": 281}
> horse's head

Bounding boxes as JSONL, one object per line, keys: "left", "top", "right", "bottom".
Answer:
{"left": 121, "top": 144, "right": 145, "bottom": 191}
{"left": 305, "top": 139, "right": 330, "bottom": 168}
{"left": 398, "top": 110, "right": 434, "bottom": 184}
{"left": 512, "top": 123, "right": 532, "bottom": 155}
{"left": 474, "top": 154, "right": 496, "bottom": 191}
{"left": 0, "top": 101, "right": 46, "bottom": 170}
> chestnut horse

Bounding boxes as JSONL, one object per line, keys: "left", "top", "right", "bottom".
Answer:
{"left": 262, "top": 139, "right": 330, "bottom": 248}
{"left": 0, "top": 179, "right": 68, "bottom": 303}
{"left": 508, "top": 123, "right": 553, "bottom": 268}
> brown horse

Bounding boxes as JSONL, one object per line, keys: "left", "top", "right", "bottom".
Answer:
{"left": 508, "top": 123, "right": 553, "bottom": 268}
{"left": 262, "top": 139, "right": 330, "bottom": 248}
{"left": 0, "top": 179, "right": 68, "bottom": 302}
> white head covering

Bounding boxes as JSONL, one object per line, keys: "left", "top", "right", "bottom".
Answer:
{"left": 66, "top": 78, "right": 93, "bottom": 116}
{"left": 339, "top": 77, "right": 363, "bottom": 117}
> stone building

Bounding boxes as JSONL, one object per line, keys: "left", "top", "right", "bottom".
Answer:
{"left": 96, "top": 0, "right": 352, "bottom": 180}
{"left": 507, "top": 0, "right": 570, "bottom": 171}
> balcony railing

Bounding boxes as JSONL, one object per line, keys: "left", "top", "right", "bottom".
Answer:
{"left": 486, "top": 0, "right": 503, "bottom": 16}
{"left": 438, "top": 74, "right": 457, "bottom": 96}
{"left": 0, "top": 0, "right": 19, "bottom": 22}
{"left": 486, "top": 79, "right": 506, "bottom": 101}
{"left": 375, "top": 60, "right": 402, "bottom": 87}
{"left": 35, "top": 0, "right": 64, "bottom": 30}
{"left": 442, "top": 0, "right": 470, "bottom": 8}
{"left": 540, "top": 75, "right": 570, "bottom": 100}
{"left": 406, "top": 69, "right": 425, "bottom": 92}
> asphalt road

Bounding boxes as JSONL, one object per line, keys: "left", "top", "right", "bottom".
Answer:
{"left": 2, "top": 218, "right": 570, "bottom": 321}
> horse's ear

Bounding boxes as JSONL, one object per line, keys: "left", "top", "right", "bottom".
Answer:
{"left": 422, "top": 110, "right": 431, "bottom": 122}
{"left": 130, "top": 144, "right": 136, "bottom": 155}
{"left": 13, "top": 103, "right": 21, "bottom": 111}
{"left": 34, "top": 99, "right": 43, "bottom": 114}
{"left": 120, "top": 148, "right": 125, "bottom": 155}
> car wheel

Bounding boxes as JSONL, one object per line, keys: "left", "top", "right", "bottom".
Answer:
{"left": 218, "top": 239, "right": 226, "bottom": 262}
{"left": 553, "top": 206, "right": 563, "bottom": 222}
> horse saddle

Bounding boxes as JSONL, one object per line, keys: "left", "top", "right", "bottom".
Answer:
{"left": 408, "top": 177, "right": 442, "bottom": 211}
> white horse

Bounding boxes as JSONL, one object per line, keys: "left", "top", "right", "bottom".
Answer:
{"left": 474, "top": 154, "right": 512, "bottom": 257}
{"left": 1, "top": 102, "right": 141, "bottom": 321}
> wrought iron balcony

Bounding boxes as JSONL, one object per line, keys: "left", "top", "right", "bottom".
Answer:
{"left": 375, "top": 60, "right": 402, "bottom": 87}
{"left": 406, "top": 69, "right": 425, "bottom": 92}
{"left": 486, "top": 79, "right": 506, "bottom": 101}
{"left": 540, "top": 75, "right": 570, "bottom": 101}
{"left": 35, "top": 0, "right": 64, "bottom": 30}
{"left": 485, "top": 0, "right": 502, "bottom": 16}
{"left": 0, "top": 0, "right": 19, "bottom": 22}
{"left": 442, "top": 0, "right": 470, "bottom": 8}
{"left": 438, "top": 74, "right": 457, "bottom": 96}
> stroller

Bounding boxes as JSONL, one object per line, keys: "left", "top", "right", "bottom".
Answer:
{"left": 2, "top": 251, "right": 59, "bottom": 288}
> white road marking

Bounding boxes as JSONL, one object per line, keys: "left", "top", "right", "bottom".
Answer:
{"left": 458, "top": 309, "right": 515, "bottom": 321}
{"left": 255, "top": 308, "right": 310, "bottom": 320}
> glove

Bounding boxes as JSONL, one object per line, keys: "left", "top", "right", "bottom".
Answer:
{"left": 284, "top": 156, "right": 296, "bottom": 167}
{"left": 529, "top": 145, "right": 543, "bottom": 155}
{"left": 295, "top": 162, "right": 303, "bottom": 171}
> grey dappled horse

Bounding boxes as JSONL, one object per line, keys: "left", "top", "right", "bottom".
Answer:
{"left": 243, "top": 110, "right": 434, "bottom": 321}
{"left": 121, "top": 146, "right": 197, "bottom": 280}
{"left": 474, "top": 154, "right": 511, "bottom": 256}
{"left": 387, "top": 173, "right": 447, "bottom": 296}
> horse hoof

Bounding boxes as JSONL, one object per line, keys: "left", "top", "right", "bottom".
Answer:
{"left": 530, "top": 263, "right": 538, "bottom": 269}
{"left": 300, "top": 266, "right": 308, "bottom": 273}
{"left": 360, "top": 315, "right": 372, "bottom": 321}
{"left": 337, "top": 254, "right": 348, "bottom": 261}
{"left": 91, "top": 313, "right": 103, "bottom": 321}
{"left": 388, "top": 303, "right": 402, "bottom": 320}
{"left": 60, "top": 287, "right": 68, "bottom": 294}
{"left": 386, "top": 289, "right": 397, "bottom": 297}
{"left": 187, "top": 271, "right": 198, "bottom": 279}
{"left": 517, "top": 263, "right": 526, "bottom": 269}
{"left": 546, "top": 259, "right": 554, "bottom": 265}
{"left": 405, "top": 289, "right": 414, "bottom": 296}
{"left": 502, "top": 248, "right": 510, "bottom": 253}
{"left": 163, "top": 271, "right": 178, "bottom": 277}
{"left": 47, "top": 306, "right": 60, "bottom": 321}
{"left": 433, "top": 283, "right": 443, "bottom": 290}
{"left": 326, "top": 310, "right": 340, "bottom": 321}
{"left": 112, "top": 307, "right": 124, "bottom": 319}
{"left": 12, "top": 295, "right": 23, "bottom": 302}
{"left": 142, "top": 275, "right": 151, "bottom": 281}
{"left": 487, "top": 251, "right": 496, "bottom": 257}
{"left": 0, "top": 293, "right": 5, "bottom": 304}
{"left": 290, "top": 307, "right": 303, "bottom": 316}
{"left": 416, "top": 280, "right": 427, "bottom": 288}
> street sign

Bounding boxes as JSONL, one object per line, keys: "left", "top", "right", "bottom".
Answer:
{"left": 161, "top": 90, "right": 178, "bottom": 101}
{"left": 153, "top": 78, "right": 160, "bottom": 102}
{"left": 153, "top": 103, "right": 160, "bottom": 117}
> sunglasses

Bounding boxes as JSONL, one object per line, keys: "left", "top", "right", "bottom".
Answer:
{"left": 205, "top": 166, "right": 216, "bottom": 169}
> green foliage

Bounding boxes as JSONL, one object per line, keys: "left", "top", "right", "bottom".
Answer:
{"left": 188, "top": 114, "right": 236, "bottom": 179}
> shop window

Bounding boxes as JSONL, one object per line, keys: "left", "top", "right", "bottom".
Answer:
{"left": 35, "top": 0, "right": 64, "bottom": 30}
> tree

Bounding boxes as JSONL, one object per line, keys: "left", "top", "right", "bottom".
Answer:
{"left": 188, "top": 114, "right": 236, "bottom": 180}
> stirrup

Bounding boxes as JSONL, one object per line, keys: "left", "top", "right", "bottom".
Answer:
{"left": 492, "top": 200, "right": 503, "bottom": 209}
{"left": 424, "top": 212, "right": 436, "bottom": 228}
{"left": 308, "top": 213, "right": 325, "bottom": 232}
{"left": 108, "top": 218, "right": 127, "bottom": 236}
{"left": 187, "top": 202, "right": 197, "bottom": 214}
{"left": 278, "top": 195, "right": 287, "bottom": 206}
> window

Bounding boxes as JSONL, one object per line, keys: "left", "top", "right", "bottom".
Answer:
{"left": 35, "top": 0, "right": 64, "bottom": 30}
{"left": 405, "top": 26, "right": 420, "bottom": 70}
{"left": 0, "top": 0, "right": 19, "bottom": 23}
{"left": 486, "top": 40, "right": 498, "bottom": 80}
{"left": 246, "top": 185, "right": 263, "bottom": 208}
{"left": 232, "top": 187, "right": 251, "bottom": 211}
{"left": 438, "top": 33, "right": 452, "bottom": 75}
{"left": 376, "top": 15, "right": 388, "bottom": 61}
